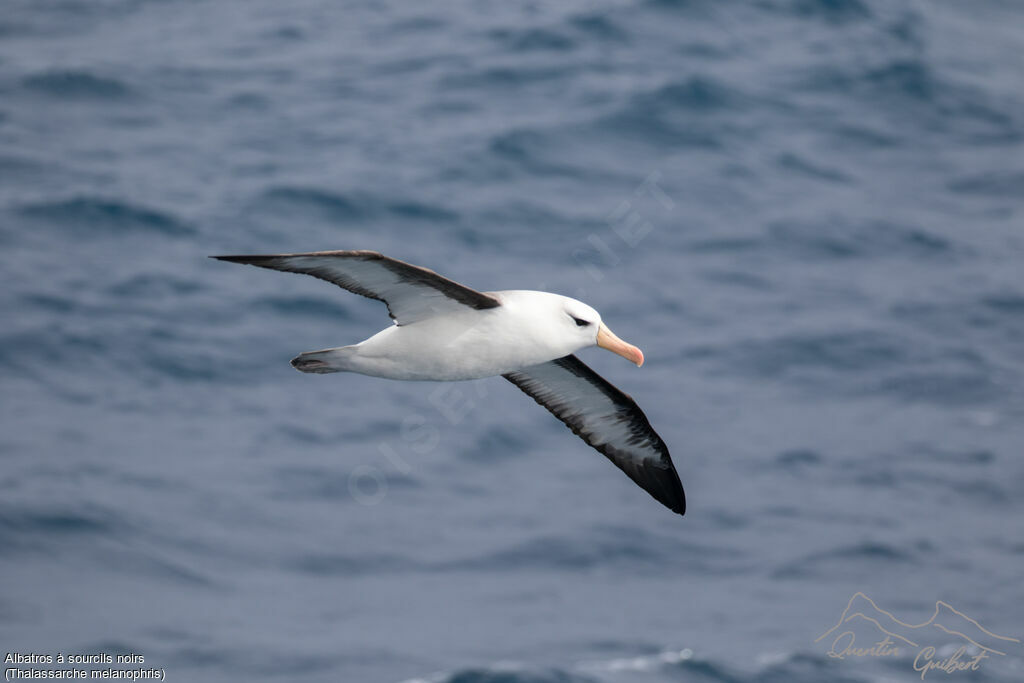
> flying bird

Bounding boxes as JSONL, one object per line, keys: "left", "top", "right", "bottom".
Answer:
{"left": 213, "top": 250, "right": 685, "bottom": 515}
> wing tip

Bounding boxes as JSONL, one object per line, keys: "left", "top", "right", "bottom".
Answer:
{"left": 210, "top": 251, "right": 385, "bottom": 265}
{"left": 210, "top": 254, "right": 279, "bottom": 265}
{"left": 652, "top": 474, "right": 686, "bottom": 516}
{"left": 670, "top": 491, "right": 687, "bottom": 516}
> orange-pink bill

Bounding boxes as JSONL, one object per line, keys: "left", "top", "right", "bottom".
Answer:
{"left": 596, "top": 323, "right": 644, "bottom": 367}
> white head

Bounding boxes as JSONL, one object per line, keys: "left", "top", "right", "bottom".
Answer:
{"left": 560, "top": 295, "right": 645, "bottom": 367}
{"left": 505, "top": 291, "right": 645, "bottom": 367}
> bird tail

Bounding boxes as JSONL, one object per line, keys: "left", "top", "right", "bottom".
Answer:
{"left": 290, "top": 347, "right": 355, "bottom": 374}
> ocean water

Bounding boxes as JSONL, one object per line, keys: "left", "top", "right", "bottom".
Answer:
{"left": 2, "top": 1, "right": 1023, "bottom": 682}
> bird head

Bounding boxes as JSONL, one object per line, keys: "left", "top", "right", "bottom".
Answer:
{"left": 561, "top": 297, "right": 645, "bottom": 367}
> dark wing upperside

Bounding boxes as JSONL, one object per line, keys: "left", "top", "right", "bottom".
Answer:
{"left": 212, "top": 250, "right": 501, "bottom": 324}
{"left": 504, "top": 354, "right": 685, "bottom": 515}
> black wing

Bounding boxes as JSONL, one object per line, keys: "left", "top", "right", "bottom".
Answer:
{"left": 212, "top": 250, "right": 500, "bottom": 324}
{"left": 504, "top": 355, "right": 685, "bottom": 515}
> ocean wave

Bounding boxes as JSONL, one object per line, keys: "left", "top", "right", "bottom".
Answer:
{"left": 701, "top": 324, "right": 1007, "bottom": 406}
{"left": 789, "top": 0, "right": 872, "bottom": 23}
{"left": 688, "top": 219, "right": 954, "bottom": 261}
{"left": 18, "top": 197, "right": 194, "bottom": 236}
{"left": 948, "top": 170, "right": 1024, "bottom": 198}
{"left": 257, "top": 186, "right": 369, "bottom": 220}
{"left": 440, "top": 64, "right": 581, "bottom": 90}
{"left": 488, "top": 27, "right": 576, "bottom": 53}
{"left": 877, "top": 369, "right": 1001, "bottom": 406}
{"left": 460, "top": 426, "right": 533, "bottom": 461}
{"left": 224, "top": 91, "right": 272, "bottom": 111}
{"left": 401, "top": 665, "right": 596, "bottom": 683}
{"left": 410, "top": 649, "right": 881, "bottom": 683}
{"left": 775, "top": 152, "right": 852, "bottom": 183}
{"left": 982, "top": 294, "right": 1024, "bottom": 314}
{"left": 440, "top": 536, "right": 661, "bottom": 573}
{"left": 470, "top": 201, "right": 578, "bottom": 232}
{"left": 774, "top": 448, "right": 824, "bottom": 468}
{"left": 105, "top": 273, "right": 206, "bottom": 299}
{"left": 256, "top": 186, "right": 459, "bottom": 224}
{"left": 766, "top": 219, "right": 953, "bottom": 260}
{"left": 486, "top": 129, "right": 592, "bottom": 178}
{"left": 591, "top": 76, "right": 747, "bottom": 148}
{"left": 289, "top": 552, "right": 418, "bottom": 577}
{"left": 99, "top": 547, "right": 219, "bottom": 588}
{"left": 797, "top": 57, "right": 1019, "bottom": 142}
{"left": 22, "top": 292, "right": 79, "bottom": 314}
{"left": 714, "top": 329, "right": 910, "bottom": 379}
{"left": 0, "top": 503, "right": 125, "bottom": 554}
{"left": 0, "top": 505, "right": 119, "bottom": 536}
{"left": 21, "top": 69, "right": 134, "bottom": 100}
{"left": 0, "top": 153, "right": 55, "bottom": 181}
{"left": 0, "top": 326, "right": 109, "bottom": 378}
{"left": 642, "top": 77, "right": 743, "bottom": 112}
{"left": 567, "top": 14, "right": 628, "bottom": 43}
{"left": 773, "top": 541, "right": 921, "bottom": 579}
{"left": 890, "top": 294, "right": 1024, "bottom": 351}
{"left": 253, "top": 294, "right": 354, "bottom": 319}
{"left": 439, "top": 525, "right": 747, "bottom": 574}
{"left": 270, "top": 463, "right": 420, "bottom": 504}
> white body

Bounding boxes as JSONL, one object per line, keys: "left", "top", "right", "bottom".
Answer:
{"left": 296, "top": 290, "right": 601, "bottom": 380}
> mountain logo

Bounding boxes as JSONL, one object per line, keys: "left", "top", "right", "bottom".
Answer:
{"left": 815, "top": 592, "right": 1019, "bottom": 678}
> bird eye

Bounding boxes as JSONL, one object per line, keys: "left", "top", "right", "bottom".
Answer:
{"left": 571, "top": 316, "right": 591, "bottom": 327}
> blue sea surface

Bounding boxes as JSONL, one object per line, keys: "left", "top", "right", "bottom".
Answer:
{"left": 2, "top": 1, "right": 1023, "bottom": 682}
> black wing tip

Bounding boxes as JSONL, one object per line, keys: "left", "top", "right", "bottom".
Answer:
{"left": 665, "top": 467, "right": 686, "bottom": 515}
{"left": 210, "top": 254, "right": 275, "bottom": 264}
{"left": 211, "top": 251, "right": 389, "bottom": 266}
{"left": 668, "top": 489, "right": 686, "bottom": 516}
{"left": 645, "top": 467, "right": 686, "bottom": 516}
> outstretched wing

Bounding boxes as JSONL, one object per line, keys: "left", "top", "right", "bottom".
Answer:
{"left": 212, "top": 250, "right": 501, "bottom": 324}
{"left": 504, "top": 355, "right": 685, "bottom": 515}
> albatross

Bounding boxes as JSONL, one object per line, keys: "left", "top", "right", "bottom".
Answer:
{"left": 213, "top": 250, "right": 685, "bottom": 515}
